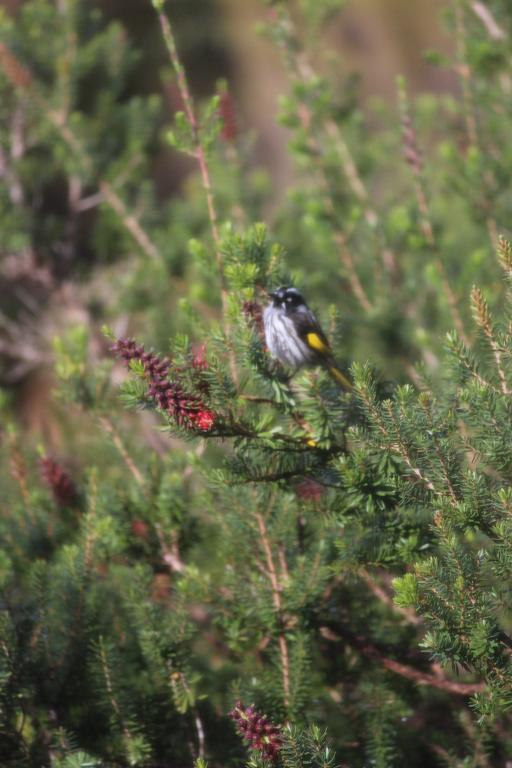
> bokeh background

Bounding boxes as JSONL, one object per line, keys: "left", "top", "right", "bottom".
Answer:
{"left": 4, "top": 3, "right": 512, "bottom": 765}
{"left": 0, "top": 0, "right": 462, "bottom": 435}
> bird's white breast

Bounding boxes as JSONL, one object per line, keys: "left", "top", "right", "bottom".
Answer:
{"left": 263, "top": 306, "right": 314, "bottom": 368}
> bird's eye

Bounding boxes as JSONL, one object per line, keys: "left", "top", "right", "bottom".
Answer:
{"left": 286, "top": 296, "right": 292, "bottom": 302}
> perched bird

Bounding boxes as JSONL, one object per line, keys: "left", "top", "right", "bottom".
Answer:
{"left": 263, "top": 286, "right": 352, "bottom": 389}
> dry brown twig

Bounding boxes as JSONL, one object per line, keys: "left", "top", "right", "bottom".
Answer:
{"left": 471, "top": 1, "right": 506, "bottom": 41}
{"left": 319, "top": 625, "right": 486, "bottom": 696}
{"left": 358, "top": 568, "right": 422, "bottom": 626}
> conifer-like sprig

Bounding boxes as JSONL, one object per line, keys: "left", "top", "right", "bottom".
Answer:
{"left": 470, "top": 286, "right": 510, "bottom": 395}
{"left": 497, "top": 236, "right": 512, "bottom": 277}
{"left": 357, "top": 266, "right": 512, "bottom": 714}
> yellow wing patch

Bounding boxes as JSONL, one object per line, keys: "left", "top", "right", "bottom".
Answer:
{"left": 305, "top": 332, "right": 330, "bottom": 355}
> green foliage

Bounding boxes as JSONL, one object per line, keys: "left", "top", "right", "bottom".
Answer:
{"left": 279, "top": 723, "right": 337, "bottom": 768}
{"left": 2, "top": 0, "right": 512, "bottom": 767}
{"left": 355, "top": 249, "right": 512, "bottom": 725}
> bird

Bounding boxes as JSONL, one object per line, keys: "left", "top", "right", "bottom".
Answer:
{"left": 263, "top": 286, "right": 352, "bottom": 390}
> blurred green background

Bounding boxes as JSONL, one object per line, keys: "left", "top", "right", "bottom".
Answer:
{"left": 0, "top": 0, "right": 457, "bottom": 432}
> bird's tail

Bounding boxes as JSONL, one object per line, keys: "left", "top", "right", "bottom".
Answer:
{"left": 328, "top": 364, "right": 353, "bottom": 391}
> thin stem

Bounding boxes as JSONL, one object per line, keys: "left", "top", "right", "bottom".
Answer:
{"left": 0, "top": 102, "right": 26, "bottom": 206}
{"left": 0, "top": 43, "right": 162, "bottom": 264}
{"left": 98, "top": 415, "right": 145, "bottom": 488}
{"left": 98, "top": 181, "right": 161, "bottom": 262}
{"left": 336, "top": 232, "right": 373, "bottom": 313}
{"left": 273, "top": 7, "right": 396, "bottom": 280}
{"left": 47, "top": 111, "right": 162, "bottom": 263}
{"left": 420, "top": 398, "right": 459, "bottom": 505}
{"left": 83, "top": 472, "right": 97, "bottom": 577}
{"left": 153, "top": 4, "right": 229, "bottom": 322}
{"left": 154, "top": 524, "right": 185, "bottom": 573}
{"left": 452, "top": 0, "right": 498, "bottom": 250}
{"left": 398, "top": 78, "right": 469, "bottom": 345}
{"left": 471, "top": 2, "right": 505, "bottom": 40}
{"left": 384, "top": 401, "right": 437, "bottom": 493}
{"left": 303, "top": 132, "right": 372, "bottom": 311}
{"left": 74, "top": 470, "right": 98, "bottom": 631}
{"left": 320, "top": 625, "right": 485, "bottom": 695}
{"left": 8, "top": 430, "right": 30, "bottom": 506}
{"left": 239, "top": 394, "right": 280, "bottom": 405}
{"left": 98, "top": 638, "right": 135, "bottom": 759}
{"left": 255, "top": 510, "right": 291, "bottom": 709}
{"left": 56, "top": 0, "right": 77, "bottom": 122}
{"left": 359, "top": 568, "right": 422, "bottom": 626}
{"left": 453, "top": 0, "right": 478, "bottom": 148}
{"left": 176, "top": 670, "right": 206, "bottom": 759}
{"left": 300, "top": 138, "right": 371, "bottom": 314}
{"left": 323, "top": 117, "right": 378, "bottom": 229}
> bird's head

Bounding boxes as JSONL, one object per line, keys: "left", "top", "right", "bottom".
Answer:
{"left": 268, "top": 286, "right": 306, "bottom": 311}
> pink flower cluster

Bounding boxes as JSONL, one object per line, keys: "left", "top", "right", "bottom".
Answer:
{"left": 111, "top": 338, "right": 216, "bottom": 432}
{"left": 229, "top": 701, "right": 282, "bottom": 762}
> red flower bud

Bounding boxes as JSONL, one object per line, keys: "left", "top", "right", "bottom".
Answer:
{"left": 131, "top": 519, "right": 149, "bottom": 539}
{"left": 192, "top": 409, "right": 216, "bottom": 431}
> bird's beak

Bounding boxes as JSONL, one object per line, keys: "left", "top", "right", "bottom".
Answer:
{"left": 268, "top": 290, "right": 278, "bottom": 300}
